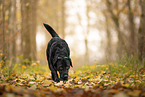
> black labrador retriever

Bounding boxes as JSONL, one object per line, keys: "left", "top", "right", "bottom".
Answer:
{"left": 43, "top": 23, "right": 72, "bottom": 82}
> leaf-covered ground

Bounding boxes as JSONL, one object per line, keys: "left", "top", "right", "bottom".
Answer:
{"left": 0, "top": 63, "right": 145, "bottom": 97}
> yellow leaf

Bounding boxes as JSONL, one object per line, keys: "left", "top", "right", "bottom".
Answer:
{"left": 35, "top": 78, "right": 43, "bottom": 82}
{"left": 108, "top": 89, "right": 119, "bottom": 94}
{"left": 6, "top": 93, "right": 15, "bottom": 97}
{"left": 113, "top": 92, "right": 128, "bottom": 97}
{"left": 122, "top": 83, "right": 130, "bottom": 87}
{"left": 29, "top": 85, "right": 37, "bottom": 90}
{"left": 29, "top": 81, "right": 36, "bottom": 85}
{"left": 5, "top": 85, "right": 14, "bottom": 92}
{"left": 43, "top": 80, "right": 53, "bottom": 86}
{"left": 31, "top": 63, "right": 39, "bottom": 66}
{"left": 127, "top": 90, "right": 141, "bottom": 97}
{"left": 74, "top": 84, "right": 83, "bottom": 87}
{"left": 21, "top": 65, "right": 26, "bottom": 69}
{"left": 49, "top": 86, "right": 63, "bottom": 93}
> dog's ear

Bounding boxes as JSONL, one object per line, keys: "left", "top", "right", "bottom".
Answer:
{"left": 53, "top": 58, "right": 58, "bottom": 66}
{"left": 69, "top": 58, "right": 73, "bottom": 67}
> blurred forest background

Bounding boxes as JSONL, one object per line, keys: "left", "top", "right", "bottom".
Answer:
{"left": 0, "top": 0, "right": 145, "bottom": 67}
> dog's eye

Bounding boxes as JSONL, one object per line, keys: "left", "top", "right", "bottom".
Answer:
{"left": 66, "top": 66, "right": 69, "bottom": 70}
{"left": 59, "top": 67, "right": 63, "bottom": 70}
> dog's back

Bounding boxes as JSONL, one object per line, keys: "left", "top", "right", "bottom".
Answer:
{"left": 46, "top": 37, "right": 70, "bottom": 66}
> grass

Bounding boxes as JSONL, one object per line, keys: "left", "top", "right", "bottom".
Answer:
{"left": 0, "top": 53, "right": 144, "bottom": 96}
{"left": 0, "top": 54, "right": 144, "bottom": 89}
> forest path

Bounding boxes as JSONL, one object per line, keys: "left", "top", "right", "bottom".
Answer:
{"left": 0, "top": 64, "right": 144, "bottom": 97}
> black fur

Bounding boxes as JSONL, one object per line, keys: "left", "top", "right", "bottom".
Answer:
{"left": 44, "top": 23, "right": 72, "bottom": 82}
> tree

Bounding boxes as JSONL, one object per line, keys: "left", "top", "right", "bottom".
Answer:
{"left": 31, "top": 0, "right": 38, "bottom": 61}
{"left": 21, "top": 0, "right": 38, "bottom": 63}
{"left": 21, "top": 0, "right": 32, "bottom": 62}
{"left": 105, "top": 0, "right": 127, "bottom": 59}
{"left": 61, "top": 0, "right": 66, "bottom": 39}
{"left": 127, "top": 0, "right": 136, "bottom": 56}
{"left": 1, "top": 0, "right": 7, "bottom": 67}
{"left": 103, "top": 11, "right": 112, "bottom": 61}
{"left": 85, "top": 0, "right": 91, "bottom": 63}
{"left": 9, "top": 0, "right": 17, "bottom": 63}
{"left": 138, "top": 0, "right": 145, "bottom": 64}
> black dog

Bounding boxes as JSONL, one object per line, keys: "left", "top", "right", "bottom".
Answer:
{"left": 43, "top": 23, "right": 72, "bottom": 82}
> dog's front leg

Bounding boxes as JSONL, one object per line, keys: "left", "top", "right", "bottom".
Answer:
{"left": 51, "top": 71, "right": 60, "bottom": 82}
{"left": 48, "top": 63, "right": 60, "bottom": 82}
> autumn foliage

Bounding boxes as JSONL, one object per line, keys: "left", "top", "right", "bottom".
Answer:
{"left": 0, "top": 62, "right": 144, "bottom": 97}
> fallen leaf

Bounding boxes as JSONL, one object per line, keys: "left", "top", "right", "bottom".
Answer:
{"left": 113, "top": 92, "right": 129, "bottom": 97}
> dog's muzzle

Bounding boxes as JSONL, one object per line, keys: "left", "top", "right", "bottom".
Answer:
{"left": 63, "top": 73, "right": 68, "bottom": 80}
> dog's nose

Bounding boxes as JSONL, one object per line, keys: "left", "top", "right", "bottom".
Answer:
{"left": 64, "top": 75, "right": 68, "bottom": 78}
{"left": 63, "top": 75, "right": 68, "bottom": 81}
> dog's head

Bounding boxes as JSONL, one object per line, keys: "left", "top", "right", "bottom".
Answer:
{"left": 54, "top": 57, "right": 72, "bottom": 81}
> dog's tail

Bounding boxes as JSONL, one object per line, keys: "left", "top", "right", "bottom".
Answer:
{"left": 43, "top": 23, "right": 59, "bottom": 37}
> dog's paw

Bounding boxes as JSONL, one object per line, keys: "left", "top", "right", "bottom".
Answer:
{"left": 51, "top": 73, "right": 60, "bottom": 82}
{"left": 54, "top": 78, "right": 60, "bottom": 83}
{"left": 63, "top": 78, "right": 68, "bottom": 81}
{"left": 60, "top": 77, "right": 68, "bottom": 81}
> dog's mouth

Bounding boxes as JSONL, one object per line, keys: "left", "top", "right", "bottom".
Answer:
{"left": 63, "top": 74, "right": 68, "bottom": 80}
{"left": 60, "top": 74, "right": 68, "bottom": 81}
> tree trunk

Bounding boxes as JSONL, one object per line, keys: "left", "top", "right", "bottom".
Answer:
{"left": 0, "top": 0, "right": 2, "bottom": 60}
{"left": 138, "top": 0, "right": 145, "bottom": 64}
{"left": 21, "top": 0, "right": 31, "bottom": 63}
{"left": 104, "top": 12, "right": 111, "bottom": 61}
{"left": 106, "top": 0, "right": 125, "bottom": 59}
{"left": 52, "top": 0, "right": 58, "bottom": 31}
{"left": 0, "top": 0, "right": 2, "bottom": 51}
{"left": 127, "top": 0, "right": 136, "bottom": 56}
{"left": 85, "top": 0, "right": 90, "bottom": 63}
{"left": 31, "top": 0, "right": 38, "bottom": 61}
{"left": 61, "top": 0, "right": 65, "bottom": 39}
{"left": 2, "top": 0, "right": 6, "bottom": 67}
{"left": 9, "top": 0, "right": 16, "bottom": 63}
